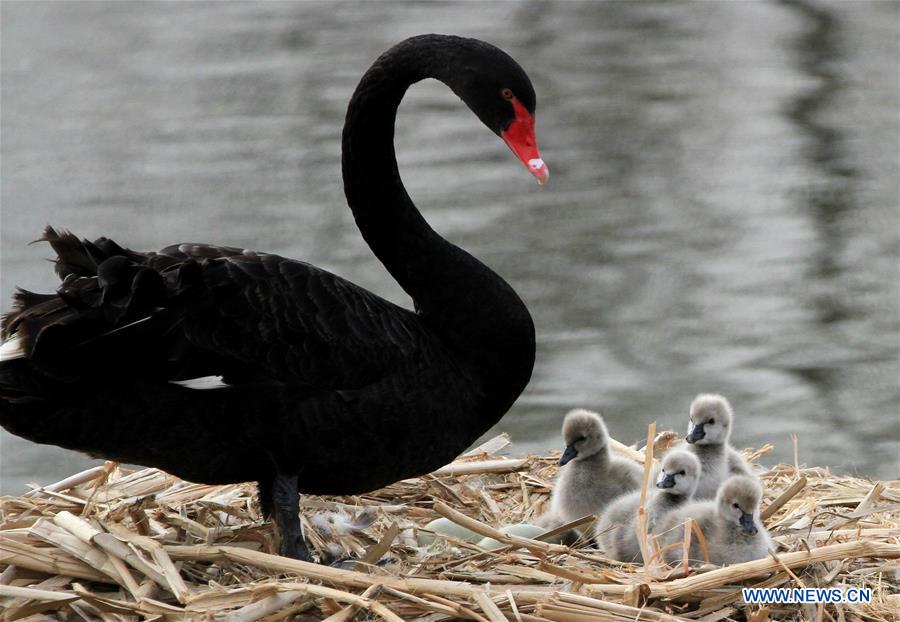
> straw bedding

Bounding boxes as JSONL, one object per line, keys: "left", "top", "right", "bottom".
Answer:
{"left": 1, "top": 431, "right": 898, "bottom": 621}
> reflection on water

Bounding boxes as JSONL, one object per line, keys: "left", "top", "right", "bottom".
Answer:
{"left": 780, "top": 0, "right": 858, "bottom": 436}
{"left": 786, "top": 0, "right": 856, "bottom": 316}
{"left": 1, "top": 1, "right": 897, "bottom": 492}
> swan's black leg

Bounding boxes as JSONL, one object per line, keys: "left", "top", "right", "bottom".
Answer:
{"left": 259, "top": 474, "right": 311, "bottom": 561}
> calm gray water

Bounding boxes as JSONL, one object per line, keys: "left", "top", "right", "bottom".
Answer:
{"left": 2, "top": 1, "right": 898, "bottom": 493}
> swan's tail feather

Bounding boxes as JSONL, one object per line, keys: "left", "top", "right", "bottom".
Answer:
{"left": 0, "top": 337, "right": 26, "bottom": 361}
{"left": 41, "top": 226, "right": 99, "bottom": 279}
{"left": 36, "top": 226, "right": 147, "bottom": 280}
{"left": 1, "top": 226, "right": 200, "bottom": 396}
{"left": 1, "top": 289, "right": 67, "bottom": 342}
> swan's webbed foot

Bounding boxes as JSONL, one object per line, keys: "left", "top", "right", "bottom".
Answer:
{"left": 279, "top": 530, "right": 312, "bottom": 561}
{"left": 258, "top": 473, "right": 312, "bottom": 562}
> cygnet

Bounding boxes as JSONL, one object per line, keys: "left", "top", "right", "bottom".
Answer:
{"left": 537, "top": 409, "right": 642, "bottom": 533}
{"left": 684, "top": 394, "right": 753, "bottom": 499}
{"left": 657, "top": 475, "right": 774, "bottom": 566}
{"left": 595, "top": 449, "right": 701, "bottom": 562}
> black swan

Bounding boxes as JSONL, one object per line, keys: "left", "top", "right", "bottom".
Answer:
{"left": 0, "top": 34, "right": 547, "bottom": 561}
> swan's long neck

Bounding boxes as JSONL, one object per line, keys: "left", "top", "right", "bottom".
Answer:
{"left": 342, "top": 38, "right": 443, "bottom": 280}
{"left": 341, "top": 35, "right": 535, "bottom": 408}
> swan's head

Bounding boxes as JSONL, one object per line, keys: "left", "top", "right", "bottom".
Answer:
{"left": 444, "top": 37, "right": 549, "bottom": 184}
{"left": 655, "top": 450, "right": 701, "bottom": 497}
{"left": 716, "top": 476, "right": 763, "bottom": 536}
{"left": 686, "top": 394, "right": 734, "bottom": 445}
{"left": 558, "top": 409, "right": 608, "bottom": 465}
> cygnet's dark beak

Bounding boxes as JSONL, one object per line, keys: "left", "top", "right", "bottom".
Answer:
{"left": 685, "top": 422, "right": 706, "bottom": 444}
{"left": 739, "top": 511, "right": 758, "bottom": 535}
{"left": 656, "top": 473, "right": 677, "bottom": 489}
{"left": 558, "top": 444, "right": 578, "bottom": 466}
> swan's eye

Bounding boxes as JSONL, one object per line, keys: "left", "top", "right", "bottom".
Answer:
{"left": 501, "top": 88, "right": 514, "bottom": 101}
{"left": 678, "top": 470, "right": 686, "bottom": 476}
{"left": 708, "top": 419, "right": 715, "bottom": 425}
{"left": 732, "top": 503, "right": 740, "bottom": 509}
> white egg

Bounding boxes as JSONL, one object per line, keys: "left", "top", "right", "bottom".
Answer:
{"left": 416, "top": 517, "right": 481, "bottom": 546}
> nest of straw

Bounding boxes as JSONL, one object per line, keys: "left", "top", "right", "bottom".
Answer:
{"left": 1, "top": 431, "right": 898, "bottom": 622}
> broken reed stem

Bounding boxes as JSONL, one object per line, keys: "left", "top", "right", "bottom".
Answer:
{"left": 379, "top": 586, "right": 458, "bottom": 617}
{"left": 691, "top": 519, "right": 709, "bottom": 563}
{"left": 792, "top": 433, "right": 800, "bottom": 476}
{"left": 23, "top": 465, "right": 108, "bottom": 499}
{"left": 609, "top": 438, "right": 648, "bottom": 464}
{"left": 424, "top": 592, "right": 493, "bottom": 622}
{"left": 165, "top": 544, "right": 549, "bottom": 603}
{"left": 268, "top": 583, "right": 404, "bottom": 622}
{"left": 533, "top": 515, "right": 596, "bottom": 543}
{"left": 432, "top": 458, "right": 529, "bottom": 477}
{"left": 596, "top": 540, "right": 900, "bottom": 600}
{"left": 681, "top": 518, "right": 692, "bottom": 575}
{"left": 225, "top": 592, "right": 308, "bottom": 622}
{"left": 359, "top": 522, "right": 399, "bottom": 569}
{"left": 505, "top": 589, "right": 522, "bottom": 622}
{"left": 767, "top": 549, "right": 806, "bottom": 588}
{"left": 0, "top": 584, "right": 79, "bottom": 601}
{"left": 638, "top": 423, "right": 657, "bottom": 510}
{"left": 541, "top": 592, "right": 691, "bottom": 622}
{"left": 536, "top": 560, "right": 616, "bottom": 585}
{"left": 635, "top": 422, "right": 657, "bottom": 568}
{"left": 51, "top": 511, "right": 184, "bottom": 602}
{"left": 0, "top": 535, "right": 110, "bottom": 582}
{"left": 761, "top": 476, "right": 807, "bottom": 521}
{"left": 319, "top": 584, "right": 385, "bottom": 622}
{"left": 473, "top": 590, "right": 509, "bottom": 622}
{"left": 51, "top": 512, "right": 142, "bottom": 599}
{"left": 647, "top": 541, "right": 679, "bottom": 567}
{"left": 854, "top": 482, "right": 884, "bottom": 514}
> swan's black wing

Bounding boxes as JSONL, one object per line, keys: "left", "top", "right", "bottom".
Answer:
{"left": 1, "top": 228, "right": 433, "bottom": 394}
{"left": 152, "top": 241, "right": 432, "bottom": 389}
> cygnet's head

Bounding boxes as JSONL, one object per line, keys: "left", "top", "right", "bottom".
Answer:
{"left": 716, "top": 475, "right": 763, "bottom": 535}
{"left": 655, "top": 450, "right": 701, "bottom": 497}
{"left": 558, "top": 409, "right": 608, "bottom": 465}
{"left": 686, "top": 394, "right": 734, "bottom": 445}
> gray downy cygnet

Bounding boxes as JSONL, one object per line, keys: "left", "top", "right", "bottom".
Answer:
{"left": 684, "top": 394, "right": 753, "bottom": 499}
{"left": 538, "top": 409, "right": 642, "bottom": 533}
{"left": 595, "top": 449, "right": 701, "bottom": 562}
{"left": 657, "top": 474, "right": 774, "bottom": 566}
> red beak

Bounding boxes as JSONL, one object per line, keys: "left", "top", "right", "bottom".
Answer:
{"left": 500, "top": 98, "right": 549, "bottom": 185}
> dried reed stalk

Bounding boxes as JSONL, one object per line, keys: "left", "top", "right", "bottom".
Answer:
{"left": 588, "top": 540, "right": 900, "bottom": 600}
{"left": 761, "top": 476, "right": 807, "bottom": 521}
{"left": 636, "top": 422, "right": 657, "bottom": 569}
{"left": 434, "top": 458, "right": 529, "bottom": 477}
{"left": 539, "top": 592, "right": 691, "bottom": 622}
{"left": 1, "top": 434, "right": 896, "bottom": 622}
{"left": 165, "top": 544, "right": 550, "bottom": 603}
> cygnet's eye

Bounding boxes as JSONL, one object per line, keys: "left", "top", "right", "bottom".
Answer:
{"left": 501, "top": 88, "right": 514, "bottom": 100}
{"left": 678, "top": 470, "right": 686, "bottom": 476}
{"left": 708, "top": 419, "right": 715, "bottom": 425}
{"left": 732, "top": 502, "right": 740, "bottom": 509}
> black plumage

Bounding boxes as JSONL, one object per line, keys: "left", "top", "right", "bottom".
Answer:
{"left": 0, "top": 34, "right": 543, "bottom": 560}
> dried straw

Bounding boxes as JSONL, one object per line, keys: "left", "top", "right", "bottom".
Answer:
{"left": 1, "top": 433, "right": 897, "bottom": 621}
